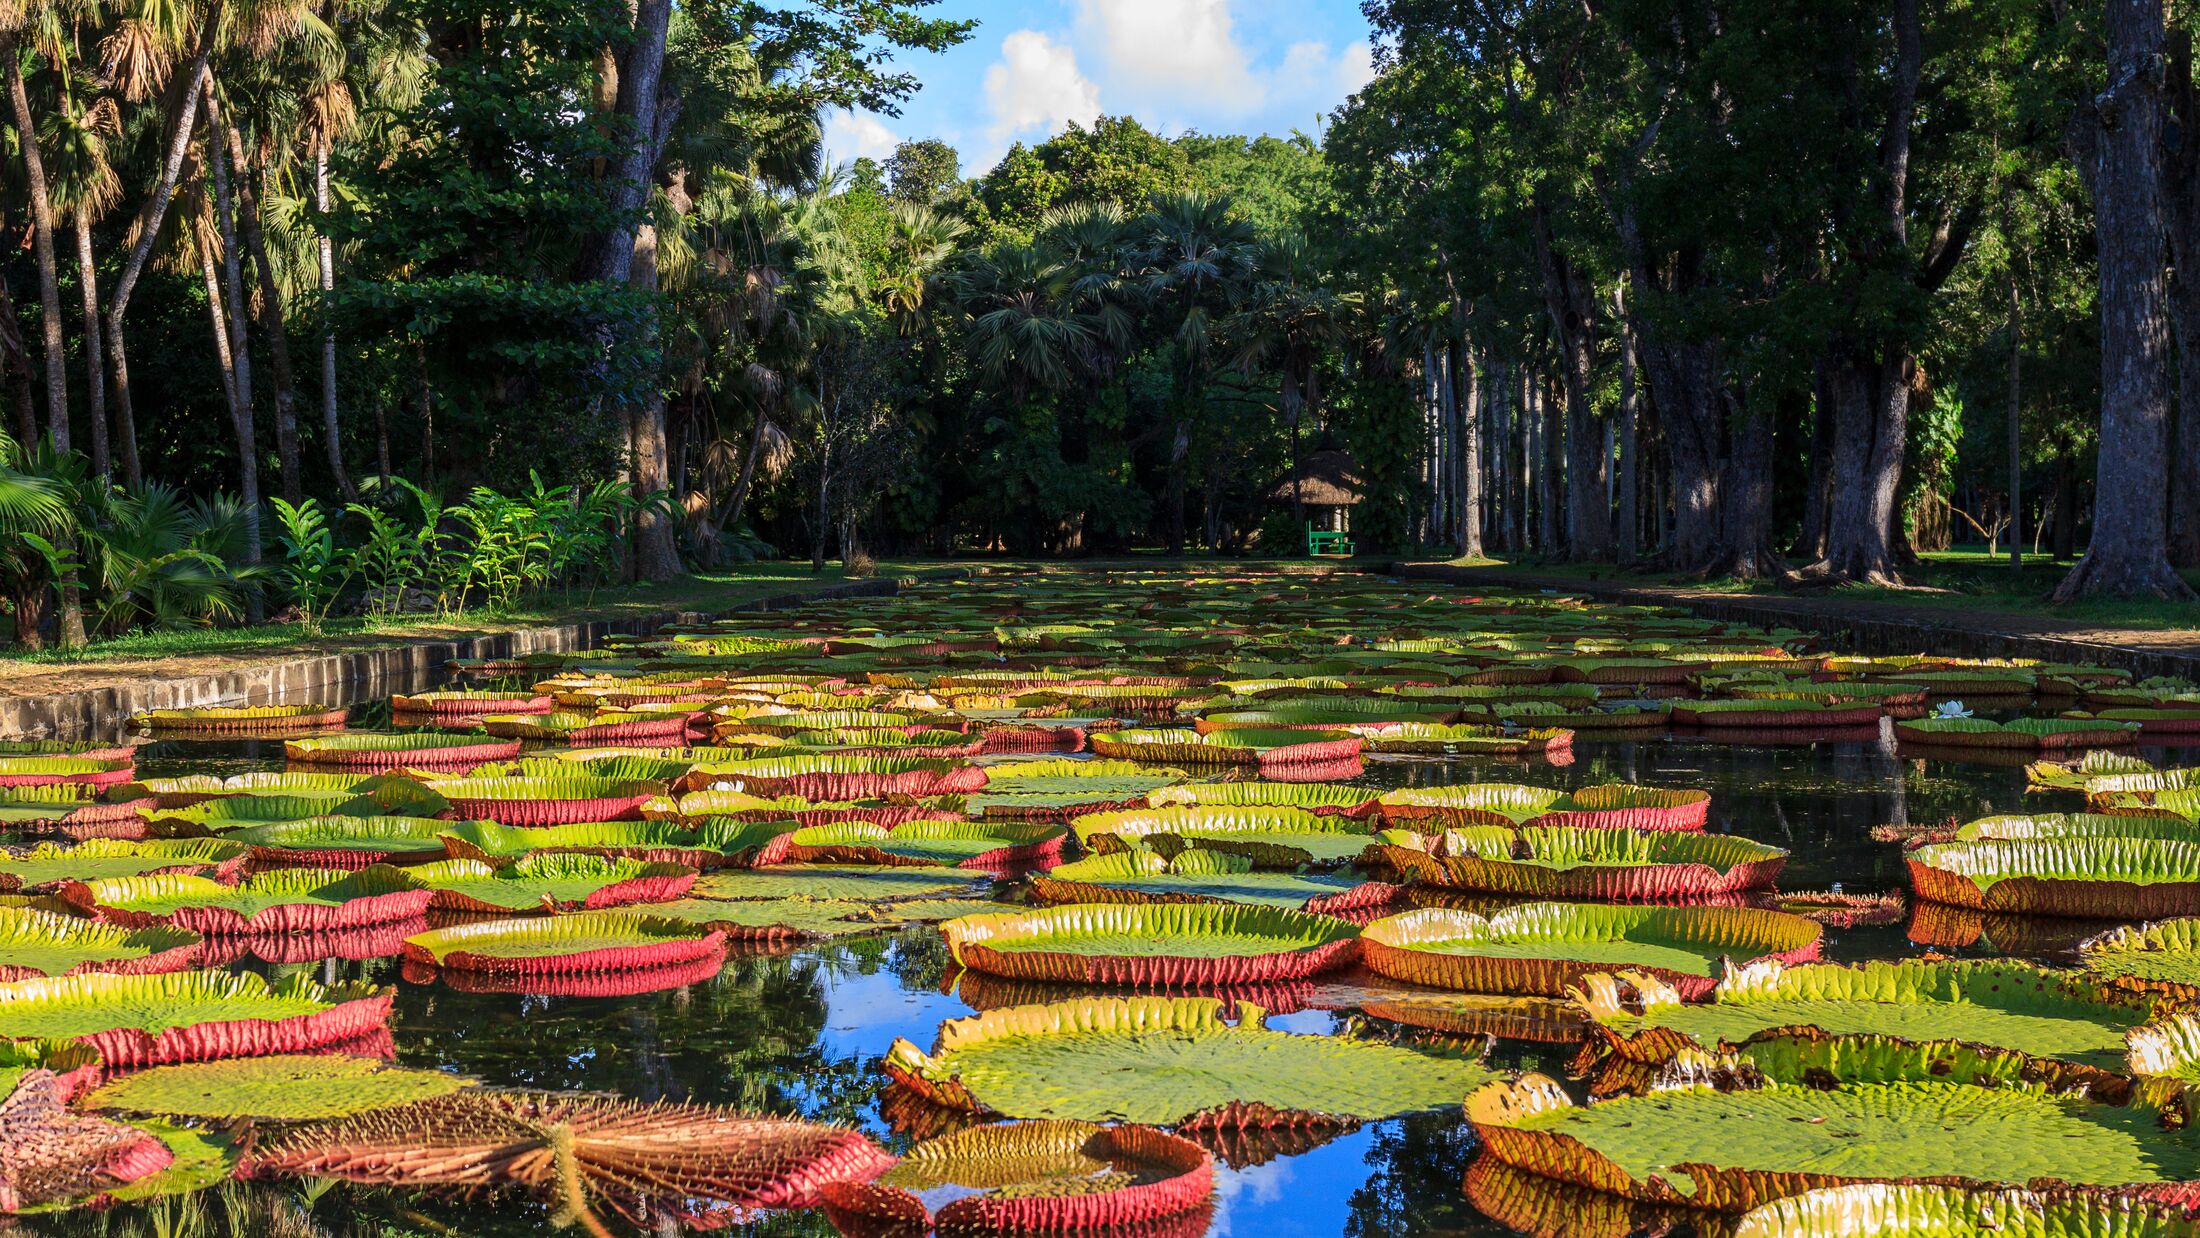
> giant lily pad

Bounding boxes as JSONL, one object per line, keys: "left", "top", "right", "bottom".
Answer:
{"left": 0, "top": 908, "right": 201, "bottom": 982}
{"left": 0, "top": 756, "right": 134, "bottom": 790}
{"left": 1376, "top": 826, "right": 1788, "bottom": 898}
{"left": 410, "top": 854, "right": 695, "bottom": 913}
{"left": 1361, "top": 723, "right": 1575, "bottom": 756}
{"left": 819, "top": 1120, "right": 1212, "bottom": 1234}
{"left": 221, "top": 816, "right": 456, "bottom": 867}
{"left": 1070, "top": 805, "right": 1382, "bottom": 867}
{"left": 1360, "top": 903, "right": 1822, "bottom": 999}
{"left": 691, "top": 752, "right": 984, "bottom": 800}
{"left": 436, "top": 818, "right": 779, "bottom": 869}
{"left": 0, "top": 1070, "right": 178, "bottom": 1213}
{"left": 0, "top": 971, "right": 391, "bottom": 1068}
{"left": 941, "top": 902, "right": 1360, "bottom": 985}
{"left": 1956, "top": 814, "right": 2200, "bottom": 844}
{"left": 1144, "top": 780, "right": 1382, "bottom": 816}
{"left": 1089, "top": 727, "right": 1363, "bottom": 767}
{"left": 1731, "top": 1184, "right": 2200, "bottom": 1238}
{"left": 423, "top": 775, "right": 661, "bottom": 827}
{"left": 243, "top": 1090, "right": 897, "bottom": 1226}
{"left": 772, "top": 819, "right": 1067, "bottom": 871}
{"left": 882, "top": 996, "right": 1490, "bottom": 1125}
{"left": 2082, "top": 919, "right": 2200, "bottom": 1001}
{"left": 137, "top": 705, "right": 347, "bottom": 732}
{"left": 0, "top": 839, "right": 247, "bottom": 892}
{"left": 84, "top": 1054, "right": 473, "bottom": 1120}
{"left": 1468, "top": 1036, "right": 2200, "bottom": 1214}
{"left": 1030, "top": 849, "right": 1390, "bottom": 914}
{"left": 402, "top": 912, "right": 726, "bottom": 974}
{"left": 283, "top": 733, "right": 522, "bottom": 768}
{"left": 1577, "top": 958, "right": 2156, "bottom": 1076}
{"left": 693, "top": 864, "right": 987, "bottom": 902}
{"left": 1909, "top": 838, "right": 2200, "bottom": 917}
{"left": 59, "top": 867, "right": 434, "bottom": 933}
{"left": 1379, "top": 783, "right": 1711, "bottom": 831}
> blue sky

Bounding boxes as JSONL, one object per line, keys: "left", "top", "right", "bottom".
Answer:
{"left": 821, "top": 0, "right": 1377, "bottom": 180}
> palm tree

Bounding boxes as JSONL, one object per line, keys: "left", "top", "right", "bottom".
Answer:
{"left": 1235, "top": 230, "right": 1343, "bottom": 531}
{"left": 951, "top": 242, "right": 1094, "bottom": 406}
{"left": 1137, "top": 190, "right": 1256, "bottom": 553}
{"left": 3, "top": 12, "right": 71, "bottom": 444}
{"left": 878, "top": 202, "right": 965, "bottom": 334}
{"left": 45, "top": 79, "right": 122, "bottom": 478}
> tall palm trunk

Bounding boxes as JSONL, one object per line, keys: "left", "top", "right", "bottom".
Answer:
{"left": 74, "top": 214, "right": 108, "bottom": 478}
{"left": 315, "top": 145, "right": 352, "bottom": 498}
{"left": 229, "top": 124, "right": 301, "bottom": 503}
{"left": 107, "top": 11, "right": 223, "bottom": 489}
{"left": 6, "top": 44, "right": 69, "bottom": 448}
{"left": 207, "top": 93, "right": 263, "bottom": 613}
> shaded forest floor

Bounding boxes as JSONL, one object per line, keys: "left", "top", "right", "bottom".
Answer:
{"left": 1409, "top": 554, "right": 2200, "bottom": 679}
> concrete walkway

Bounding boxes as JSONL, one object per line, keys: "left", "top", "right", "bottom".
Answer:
{"left": 1391, "top": 561, "right": 2200, "bottom": 680}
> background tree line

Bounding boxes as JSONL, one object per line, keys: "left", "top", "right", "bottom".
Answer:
{"left": 2, "top": 0, "right": 2195, "bottom": 655}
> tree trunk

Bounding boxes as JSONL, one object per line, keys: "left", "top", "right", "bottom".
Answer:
{"left": 590, "top": 0, "right": 672, "bottom": 286}
{"left": 2054, "top": 0, "right": 2195, "bottom": 600}
{"left": 2007, "top": 275, "right": 2025, "bottom": 570}
{"left": 812, "top": 432, "right": 831, "bottom": 572}
{"left": 314, "top": 145, "right": 354, "bottom": 499}
{"left": 1616, "top": 289, "right": 1639, "bottom": 563}
{"left": 200, "top": 247, "right": 240, "bottom": 416}
{"left": 1165, "top": 410, "right": 1191, "bottom": 556}
{"left": 1284, "top": 364, "right": 1303, "bottom": 533}
{"left": 1539, "top": 374, "right": 1563, "bottom": 555}
{"left": 2053, "top": 453, "right": 2078, "bottom": 559}
{"left": 1529, "top": 195, "right": 1609, "bottom": 559}
{"left": 1799, "top": 364, "right": 1835, "bottom": 559}
{"left": 2165, "top": 29, "right": 2200, "bottom": 569}
{"left": 626, "top": 220, "right": 679, "bottom": 581}
{"left": 725, "top": 413, "right": 767, "bottom": 533}
{"left": 1808, "top": 349, "right": 1912, "bottom": 585}
{"left": 106, "top": 10, "right": 221, "bottom": 490}
{"left": 231, "top": 126, "right": 302, "bottom": 504}
{"left": 0, "top": 257, "right": 40, "bottom": 445}
{"left": 201, "top": 233, "right": 261, "bottom": 620}
{"left": 1454, "top": 335, "right": 1483, "bottom": 558}
{"left": 73, "top": 214, "right": 108, "bottom": 478}
{"left": 6, "top": 46, "right": 69, "bottom": 449}
{"left": 1711, "top": 401, "right": 1782, "bottom": 579}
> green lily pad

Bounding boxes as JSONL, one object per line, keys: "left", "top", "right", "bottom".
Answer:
{"left": 2081, "top": 918, "right": 2200, "bottom": 1000}
{"left": 0, "top": 971, "right": 362, "bottom": 1038}
{"left": 84, "top": 1054, "right": 473, "bottom": 1119}
{"left": 1732, "top": 1184, "right": 2200, "bottom": 1238}
{"left": 1580, "top": 958, "right": 2155, "bottom": 1073}
{"left": 410, "top": 853, "right": 691, "bottom": 912}
{"left": 0, "top": 839, "right": 248, "bottom": 890}
{"left": 693, "top": 864, "right": 987, "bottom": 902}
{"left": 1069, "top": 805, "right": 1380, "bottom": 866}
{"left": 885, "top": 996, "right": 1490, "bottom": 1124}
{"left": 1033, "top": 849, "right": 1369, "bottom": 910}
{"left": 0, "top": 907, "right": 200, "bottom": 980}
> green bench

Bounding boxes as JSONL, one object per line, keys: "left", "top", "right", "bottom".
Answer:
{"left": 1306, "top": 525, "right": 1355, "bottom": 557}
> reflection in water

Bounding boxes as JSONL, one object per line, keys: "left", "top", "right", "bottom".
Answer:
{"left": 18, "top": 729, "right": 2184, "bottom": 1237}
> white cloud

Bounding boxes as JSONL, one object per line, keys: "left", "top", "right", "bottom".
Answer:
{"left": 1075, "top": 0, "right": 1261, "bottom": 111}
{"left": 982, "top": 30, "right": 1103, "bottom": 153}
{"left": 821, "top": 108, "right": 899, "bottom": 164}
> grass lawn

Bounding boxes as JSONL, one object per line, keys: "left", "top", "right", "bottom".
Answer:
{"left": 1, "top": 562, "right": 908, "bottom": 669}
{"left": 1441, "top": 547, "right": 2200, "bottom": 633}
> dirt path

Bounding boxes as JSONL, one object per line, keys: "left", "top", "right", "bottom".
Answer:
{"left": 1392, "top": 561, "right": 2200, "bottom": 679}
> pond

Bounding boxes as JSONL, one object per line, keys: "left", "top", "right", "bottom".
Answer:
{"left": 4, "top": 569, "right": 2196, "bottom": 1238}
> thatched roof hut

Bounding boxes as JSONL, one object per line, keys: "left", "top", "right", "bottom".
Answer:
{"left": 1268, "top": 450, "right": 1364, "bottom": 508}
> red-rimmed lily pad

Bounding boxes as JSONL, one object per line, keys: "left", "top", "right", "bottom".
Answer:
{"left": 283, "top": 733, "right": 522, "bottom": 769}
{"left": 57, "top": 866, "right": 434, "bottom": 934}
{"left": 1359, "top": 902, "right": 1822, "bottom": 999}
{"left": 1375, "top": 826, "right": 1788, "bottom": 899}
{"left": 221, "top": 816, "right": 456, "bottom": 868}
{"left": 941, "top": 902, "right": 1360, "bottom": 986}
{"left": 410, "top": 853, "right": 695, "bottom": 913}
{"left": 770, "top": 819, "right": 1067, "bottom": 871}
{"left": 0, "top": 839, "right": 248, "bottom": 892}
{"left": 1089, "top": 727, "right": 1364, "bottom": 768}
{"left": 819, "top": 1120, "right": 1212, "bottom": 1235}
{"left": 401, "top": 911, "right": 726, "bottom": 976}
{"left": 1069, "top": 805, "right": 1384, "bottom": 867}
{"left": 1909, "top": 838, "right": 2200, "bottom": 918}
{"left": 0, "top": 908, "right": 201, "bottom": 983}
{"left": 136, "top": 705, "right": 348, "bottom": 732}
{"left": 0, "top": 971, "right": 392, "bottom": 1068}
{"left": 1732, "top": 1184, "right": 2200, "bottom": 1238}
{"left": 426, "top": 775, "right": 662, "bottom": 827}
{"left": 881, "top": 995, "right": 1491, "bottom": 1124}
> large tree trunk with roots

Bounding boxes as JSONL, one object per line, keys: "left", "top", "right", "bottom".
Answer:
{"left": 1709, "top": 403, "right": 1783, "bottom": 579}
{"left": 2054, "top": 0, "right": 2196, "bottom": 600}
{"left": 106, "top": 13, "right": 221, "bottom": 490}
{"left": 1802, "top": 349, "right": 1913, "bottom": 586}
{"left": 7, "top": 46, "right": 70, "bottom": 449}
{"left": 74, "top": 215, "right": 108, "bottom": 478}
{"left": 233, "top": 129, "right": 302, "bottom": 504}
